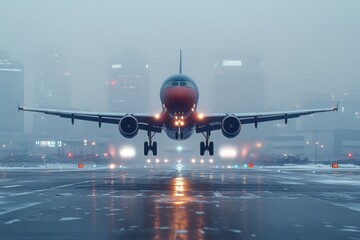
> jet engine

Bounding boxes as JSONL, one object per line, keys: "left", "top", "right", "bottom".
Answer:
{"left": 118, "top": 115, "right": 139, "bottom": 138}
{"left": 221, "top": 115, "right": 241, "bottom": 138}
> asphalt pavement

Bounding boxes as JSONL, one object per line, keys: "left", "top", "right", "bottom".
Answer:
{"left": 0, "top": 164, "right": 360, "bottom": 240}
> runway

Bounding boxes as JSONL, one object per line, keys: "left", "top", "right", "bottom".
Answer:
{"left": 0, "top": 164, "right": 360, "bottom": 240}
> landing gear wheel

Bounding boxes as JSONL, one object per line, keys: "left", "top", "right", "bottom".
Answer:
{"left": 200, "top": 129, "right": 213, "bottom": 156}
{"left": 209, "top": 141, "right": 214, "bottom": 156}
{"left": 144, "top": 130, "right": 157, "bottom": 156}
{"left": 144, "top": 142, "right": 149, "bottom": 156}
{"left": 200, "top": 141, "right": 205, "bottom": 156}
{"left": 153, "top": 142, "right": 158, "bottom": 156}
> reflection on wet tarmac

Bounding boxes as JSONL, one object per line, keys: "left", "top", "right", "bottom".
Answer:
{"left": 152, "top": 175, "right": 205, "bottom": 240}
{"left": 3, "top": 167, "right": 357, "bottom": 239}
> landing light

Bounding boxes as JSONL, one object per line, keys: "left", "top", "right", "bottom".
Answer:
{"left": 109, "top": 163, "right": 116, "bottom": 169}
{"left": 177, "top": 146, "right": 183, "bottom": 152}
{"left": 198, "top": 113, "right": 204, "bottom": 120}
{"left": 154, "top": 113, "right": 160, "bottom": 119}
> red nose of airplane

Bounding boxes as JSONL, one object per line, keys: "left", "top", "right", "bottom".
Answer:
{"left": 163, "top": 87, "right": 196, "bottom": 115}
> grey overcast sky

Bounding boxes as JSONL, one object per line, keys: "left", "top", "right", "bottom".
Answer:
{"left": 1, "top": 0, "right": 359, "bottom": 111}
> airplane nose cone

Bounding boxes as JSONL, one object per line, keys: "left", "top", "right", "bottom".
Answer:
{"left": 164, "top": 87, "right": 196, "bottom": 115}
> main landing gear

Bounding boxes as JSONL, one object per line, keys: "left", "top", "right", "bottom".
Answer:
{"left": 200, "top": 130, "right": 214, "bottom": 156}
{"left": 144, "top": 130, "right": 157, "bottom": 156}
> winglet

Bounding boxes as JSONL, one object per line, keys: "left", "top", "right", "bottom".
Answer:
{"left": 17, "top": 101, "right": 23, "bottom": 112}
{"left": 179, "top": 49, "right": 182, "bottom": 74}
{"left": 334, "top": 100, "right": 339, "bottom": 112}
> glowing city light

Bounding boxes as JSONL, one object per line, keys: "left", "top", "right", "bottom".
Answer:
{"left": 219, "top": 146, "right": 237, "bottom": 159}
{"left": 119, "top": 146, "right": 136, "bottom": 158}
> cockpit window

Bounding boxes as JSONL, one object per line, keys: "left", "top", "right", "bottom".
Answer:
{"left": 162, "top": 76, "right": 197, "bottom": 89}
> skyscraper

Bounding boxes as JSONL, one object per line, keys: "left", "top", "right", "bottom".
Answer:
{"left": 213, "top": 55, "right": 265, "bottom": 113}
{"left": 0, "top": 51, "right": 24, "bottom": 135}
{"left": 33, "top": 53, "right": 71, "bottom": 137}
{"left": 107, "top": 50, "right": 150, "bottom": 113}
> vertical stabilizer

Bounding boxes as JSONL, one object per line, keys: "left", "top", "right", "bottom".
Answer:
{"left": 179, "top": 49, "right": 182, "bottom": 74}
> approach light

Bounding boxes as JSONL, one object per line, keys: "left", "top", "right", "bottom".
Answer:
{"left": 109, "top": 163, "right": 116, "bottom": 169}
{"left": 191, "top": 158, "right": 196, "bottom": 163}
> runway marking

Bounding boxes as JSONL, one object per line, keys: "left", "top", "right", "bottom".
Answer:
{"left": 312, "top": 179, "right": 360, "bottom": 186}
{"left": 0, "top": 202, "right": 42, "bottom": 216}
{"left": 5, "top": 219, "right": 21, "bottom": 224}
{"left": 331, "top": 203, "right": 360, "bottom": 212}
{"left": 59, "top": 217, "right": 82, "bottom": 221}
{"left": 277, "top": 181, "right": 306, "bottom": 185}
{"left": 1, "top": 185, "right": 22, "bottom": 188}
{"left": 6, "top": 180, "right": 94, "bottom": 198}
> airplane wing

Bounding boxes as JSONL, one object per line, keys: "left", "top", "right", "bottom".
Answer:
{"left": 196, "top": 104, "right": 339, "bottom": 133}
{"left": 18, "top": 106, "right": 162, "bottom": 133}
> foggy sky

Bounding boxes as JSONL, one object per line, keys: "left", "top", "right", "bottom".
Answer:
{"left": 1, "top": 0, "right": 359, "bottom": 114}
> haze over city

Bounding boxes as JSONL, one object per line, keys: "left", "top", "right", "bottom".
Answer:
{"left": 2, "top": 2, "right": 360, "bottom": 240}
{"left": 1, "top": 0, "right": 359, "bottom": 117}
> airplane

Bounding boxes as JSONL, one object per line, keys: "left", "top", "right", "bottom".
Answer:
{"left": 18, "top": 50, "right": 338, "bottom": 156}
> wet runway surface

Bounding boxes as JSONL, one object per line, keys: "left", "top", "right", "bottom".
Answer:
{"left": 1, "top": 165, "right": 360, "bottom": 240}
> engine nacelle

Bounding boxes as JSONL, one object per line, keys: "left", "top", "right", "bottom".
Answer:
{"left": 118, "top": 115, "right": 139, "bottom": 138}
{"left": 221, "top": 115, "right": 241, "bottom": 138}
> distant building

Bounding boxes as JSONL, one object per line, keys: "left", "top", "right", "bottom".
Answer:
{"left": 107, "top": 51, "right": 150, "bottom": 112}
{"left": 33, "top": 53, "right": 71, "bottom": 138}
{"left": 0, "top": 51, "right": 24, "bottom": 135}
{"left": 265, "top": 129, "right": 360, "bottom": 161}
{"left": 213, "top": 55, "right": 265, "bottom": 112}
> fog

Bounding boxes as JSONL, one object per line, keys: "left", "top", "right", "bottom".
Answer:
{"left": 1, "top": 0, "right": 359, "bottom": 153}
{"left": 1, "top": 1, "right": 358, "bottom": 105}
